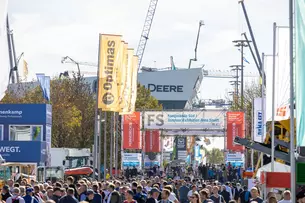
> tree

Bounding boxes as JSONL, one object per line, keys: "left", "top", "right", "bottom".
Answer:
{"left": 1, "top": 75, "right": 96, "bottom": 148}
{"left": 206, "top": 148, "right": 224, "bottom": 164}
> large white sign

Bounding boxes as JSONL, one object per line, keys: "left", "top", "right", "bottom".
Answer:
{"left": 143, "top": 111, "right": 224, "bottom": 129}
{"left": 226, "top": 153, "right": 244, "bottom": 162}
{"left": 138, "top": 68, "right": 203, "bottom": 101}
{"left": 253, "top": 98, "right": 266, "bottom": 143}
{"left": 122, "top": 153, "right": 142, "bottom": 168}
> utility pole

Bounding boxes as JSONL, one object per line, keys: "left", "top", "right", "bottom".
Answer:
{"left": 229, "top": 65, "right": 242, "bottom": 103}
{"left": 233, "top": 39, "right": 250, "bottom": 109}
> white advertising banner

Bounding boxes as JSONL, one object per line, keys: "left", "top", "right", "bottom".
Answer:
{"left": 265, "top": 28, "right": 290, "bottom": 121}
{"left": 253, "top": 98, "right": 266, "bottom": 143}
{"left": 226, "top": 153, "right": 244, "bottom": 162}
{"left": 143, "top": 110, "right": 224, "bottom": 129}
{"left": 122, "top": 153, "right": 142, "bottom": 168}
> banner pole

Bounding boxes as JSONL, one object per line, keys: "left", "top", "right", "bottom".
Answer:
{"left": 271, "top": 22, "right": 277, "bottom": 173}
{"left": 110, "top": 112, "right": 114, "bottom": 177}
{"left": 104, "top": 111, "right": 107, "bottom": 180}
{"left": 251, "top": 99, "right": 254, "bottom": 170}
{"left": 141, "top": 111, "right": 145, "bottom": 170}
{"left": 98, "top": 110, "right": 102, "bottom": 180}
{"left": 288, "top": 0, "right": 295, "bottom": 198}
{"left": 121, "top": 115, "right": 124, "bottom": 173}
{"left": 115, "top": 112, "right": 119, "bottom": 177}
{"left": 261, "top": 53, "right": 265, "bottom": 168}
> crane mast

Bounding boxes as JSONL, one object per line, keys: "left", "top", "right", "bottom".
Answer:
{"left": 136, "top": 0, "right": 159, "bottom": 72}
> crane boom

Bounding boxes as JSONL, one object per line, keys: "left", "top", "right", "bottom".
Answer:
{"left": 63, "top": 61, "right": 97, "bottom": 67}
{"left": 136, "top": 0, "right": 159, "bottom": 72}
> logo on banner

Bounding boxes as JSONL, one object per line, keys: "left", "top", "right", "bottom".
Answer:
{"left": 256, "top": 111, "right": 263, "bottom": 137}
{"left": 148, "top": 84, "right": 183, "bottom": 93}
{"left": 0, "top": 146, "right": 21, "bottom": 153}
{"left": 277, "top": 106, "right": 287, "bottom": 117}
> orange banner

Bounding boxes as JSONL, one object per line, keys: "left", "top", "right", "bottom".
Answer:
{"left": 122, "top": 112, "right": 141, "bottom": 149}
{"left": 226, "top": 111, "right": 245, "bottom": 152}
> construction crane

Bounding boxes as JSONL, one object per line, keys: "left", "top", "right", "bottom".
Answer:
{"left": 188, "top": 20, "right": 205, "bottom": 69}
{"left": 136, "top": 0, "right": 159, "bottom": 72}
{"left": 61, "top": 56, "right": 97, "bottom": 67}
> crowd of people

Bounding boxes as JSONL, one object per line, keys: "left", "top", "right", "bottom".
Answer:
{"left": 0, "top": 172, "right": 297, "bottom": 203}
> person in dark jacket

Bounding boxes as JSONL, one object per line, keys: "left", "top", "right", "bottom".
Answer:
{"left": 220, "top": 186, "right": 231, "bottom": 203}
{"left": 59, "top": 188, "right": 78, "bottom": 203}
{"left": 1, "top": 185, "right": 12, "bottom": 201}
{"left": 92, "top": 184, "right": 102, "bottom": 203}
{"left": 51, "top": 187, "right": 62, "bottom": 203}
{"left": 85, "top": 189, "right": 95, "bottom": 203}
{"left": 146, "top": 188, "right": 160, "bottom": 203}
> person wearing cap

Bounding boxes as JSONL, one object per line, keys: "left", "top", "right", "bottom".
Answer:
{"left": 147, "top": 188, "right": 160, "bottom": 203}
{"left": 59, "top": 188, "right": 78, "bottom": 203}
{"left": 23, "top": 188, "right": 39, "bottom": 203}
{"left": 85, "top": 189, "right": 95, "bottom": 203}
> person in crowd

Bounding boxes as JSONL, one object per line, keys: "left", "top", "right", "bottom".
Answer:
{"left": 249, "top": 187, "right": 263, "bottom": 203}
{"left": 146, "top": 188, "right": 160, "bottom": 203}
{"left": 210, "top": 186, "right": 224, "bottom": 203}
{"left": 85, "top": 189, "right": 95, "bottom": 203}
{"left": 188, "top": 185, "right": 197, "bottom": 202}
{"left": 6, "top": 187, "right": 25, "bottom": 203}
{"left": 220, "top": 185, "right": 230, "bottom": 203}
{"left": 160, "top": 189, "right": 172, "bottom": 203}
{"left": 268, "top": 197, "right": 277, "bottom": 203}
{"left": 51, "top": 187, "right": 62, "bottom": 203}
{"left": 92, "top": 184, "right": 102, "bottom": 203}
{"left": 278, "top": 190, "right": 291, "bottom": 203}
{"left": 234, "top": 183, "right": 243, "bottom": 201}
{"left": 59, "top": 188, "right": 78, "bottom": 203}
{"left": 1, "top": 185, "right": 12, "bottom": 201}
{"left": 134, "top": 186, "right": 146, "bottom": 203}
{"left": 23, "top": 188, "right": 39, "bottom": 203}
{"left": 79, "top": 184, "right": 88, "bottom": 202}
{"left": 190, "top": 192, "right": 200, "bottom": 203}
{"left": 199, "top": 189, "right": 212, "bottom": 203}
{"left": 123, "top": 190, "right": 136, "bottom": 203}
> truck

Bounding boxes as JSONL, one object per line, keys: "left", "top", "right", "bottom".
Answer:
{"left": 37, "top": 148, "right": 93, "bottom": 182}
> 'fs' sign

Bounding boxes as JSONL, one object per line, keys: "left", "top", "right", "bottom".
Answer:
{"left": 144, "top": 112, "right": 164, "bottom": 129}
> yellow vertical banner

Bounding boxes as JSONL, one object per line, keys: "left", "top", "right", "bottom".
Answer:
{"left": 98, "top": 34, "right": 122, "bottom": 111}
{"left": 120, "top": 48, "right": 134, "bottom": 114}
{"left": 129, "top": 55, "right": 139, "bottom": 113}
{"left": 118, "top": 43, "right": 128, "bottom": 108}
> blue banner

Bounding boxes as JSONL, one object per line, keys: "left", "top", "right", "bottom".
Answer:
{"left": 0, "top": 104, "right": 49, "bottom": 124}
{"left": 0, "top": 141, "right": 46, "bottom": 163}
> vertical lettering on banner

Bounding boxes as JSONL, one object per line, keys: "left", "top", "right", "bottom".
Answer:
{"left": 120, "top": 48, "right": 134, "bottom": 114}
{"left": 129, "top": 56, "right": 139, "bottom": 113}
{"left": 226, "top": 112, "right": 245, "bottom": 152}
{"left": 123, "top": 112, "right": 141, "bottom": 149}
{"left": 97, "top": 34, "right": 122, "bottom": 111}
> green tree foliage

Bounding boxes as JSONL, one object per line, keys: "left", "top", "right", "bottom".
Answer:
{"left": 206, "top": 148, "right": 224, "bottom": 164}
{"left": 1, "top": 75, "right": 95, "bottom": 148}
{"left": 136, "top": 84, "right": 162, "bottom": 110}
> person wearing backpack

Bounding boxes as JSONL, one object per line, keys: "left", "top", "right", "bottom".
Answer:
{"left": 23, "top": 188, "right": 38, "bottom": 203}
{"left": 238, "top": 186, "right": 251, "bottom": 203}
{"left": 6, "top": 187, "right": 25, "bottom": 203}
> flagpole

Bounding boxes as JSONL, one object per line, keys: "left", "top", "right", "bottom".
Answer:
{"left": 289, "top": 0, "right": 295, "bottom": 199}
{"left": 271, "top": 22, "right": 277, "bottom": 173}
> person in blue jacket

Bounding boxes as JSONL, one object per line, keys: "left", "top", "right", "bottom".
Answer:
{"left": 23, "top": 188, "right": 39, "bottom": 203}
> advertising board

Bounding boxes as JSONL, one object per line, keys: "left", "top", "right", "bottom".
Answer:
{"left": 138, "top": 68, "right": 203, "bottom": 101}
{"left": 122, "top": 153, "right": 141, "bottom": 168}
{"left": 122, "top": 112, "right": 141, "bottom": 150}
{"left": 144, "top": 154, "right": 161, "bottom": 168}
{"left": 226, "top": 111, "right": 245, "bottom": 152}
{"left": 253, "top": 98, "right": 266, "bottom": 143}
{"left": 143, "top": 110, "right": 224, "bottom": 130}
{"left": 0, "top": 141, "right": 47, "bottom": 163}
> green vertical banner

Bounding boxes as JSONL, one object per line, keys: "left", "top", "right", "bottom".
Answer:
{"left": 296, "top": 0, "right": 305, "bottom": 146}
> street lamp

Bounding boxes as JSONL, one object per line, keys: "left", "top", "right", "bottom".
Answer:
{"left": 61, "top": 56, "right": 81, "bottom": 77}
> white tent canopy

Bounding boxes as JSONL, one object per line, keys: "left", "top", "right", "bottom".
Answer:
{"left": 256, "top": 162, "right": 290, "bottom": 180}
